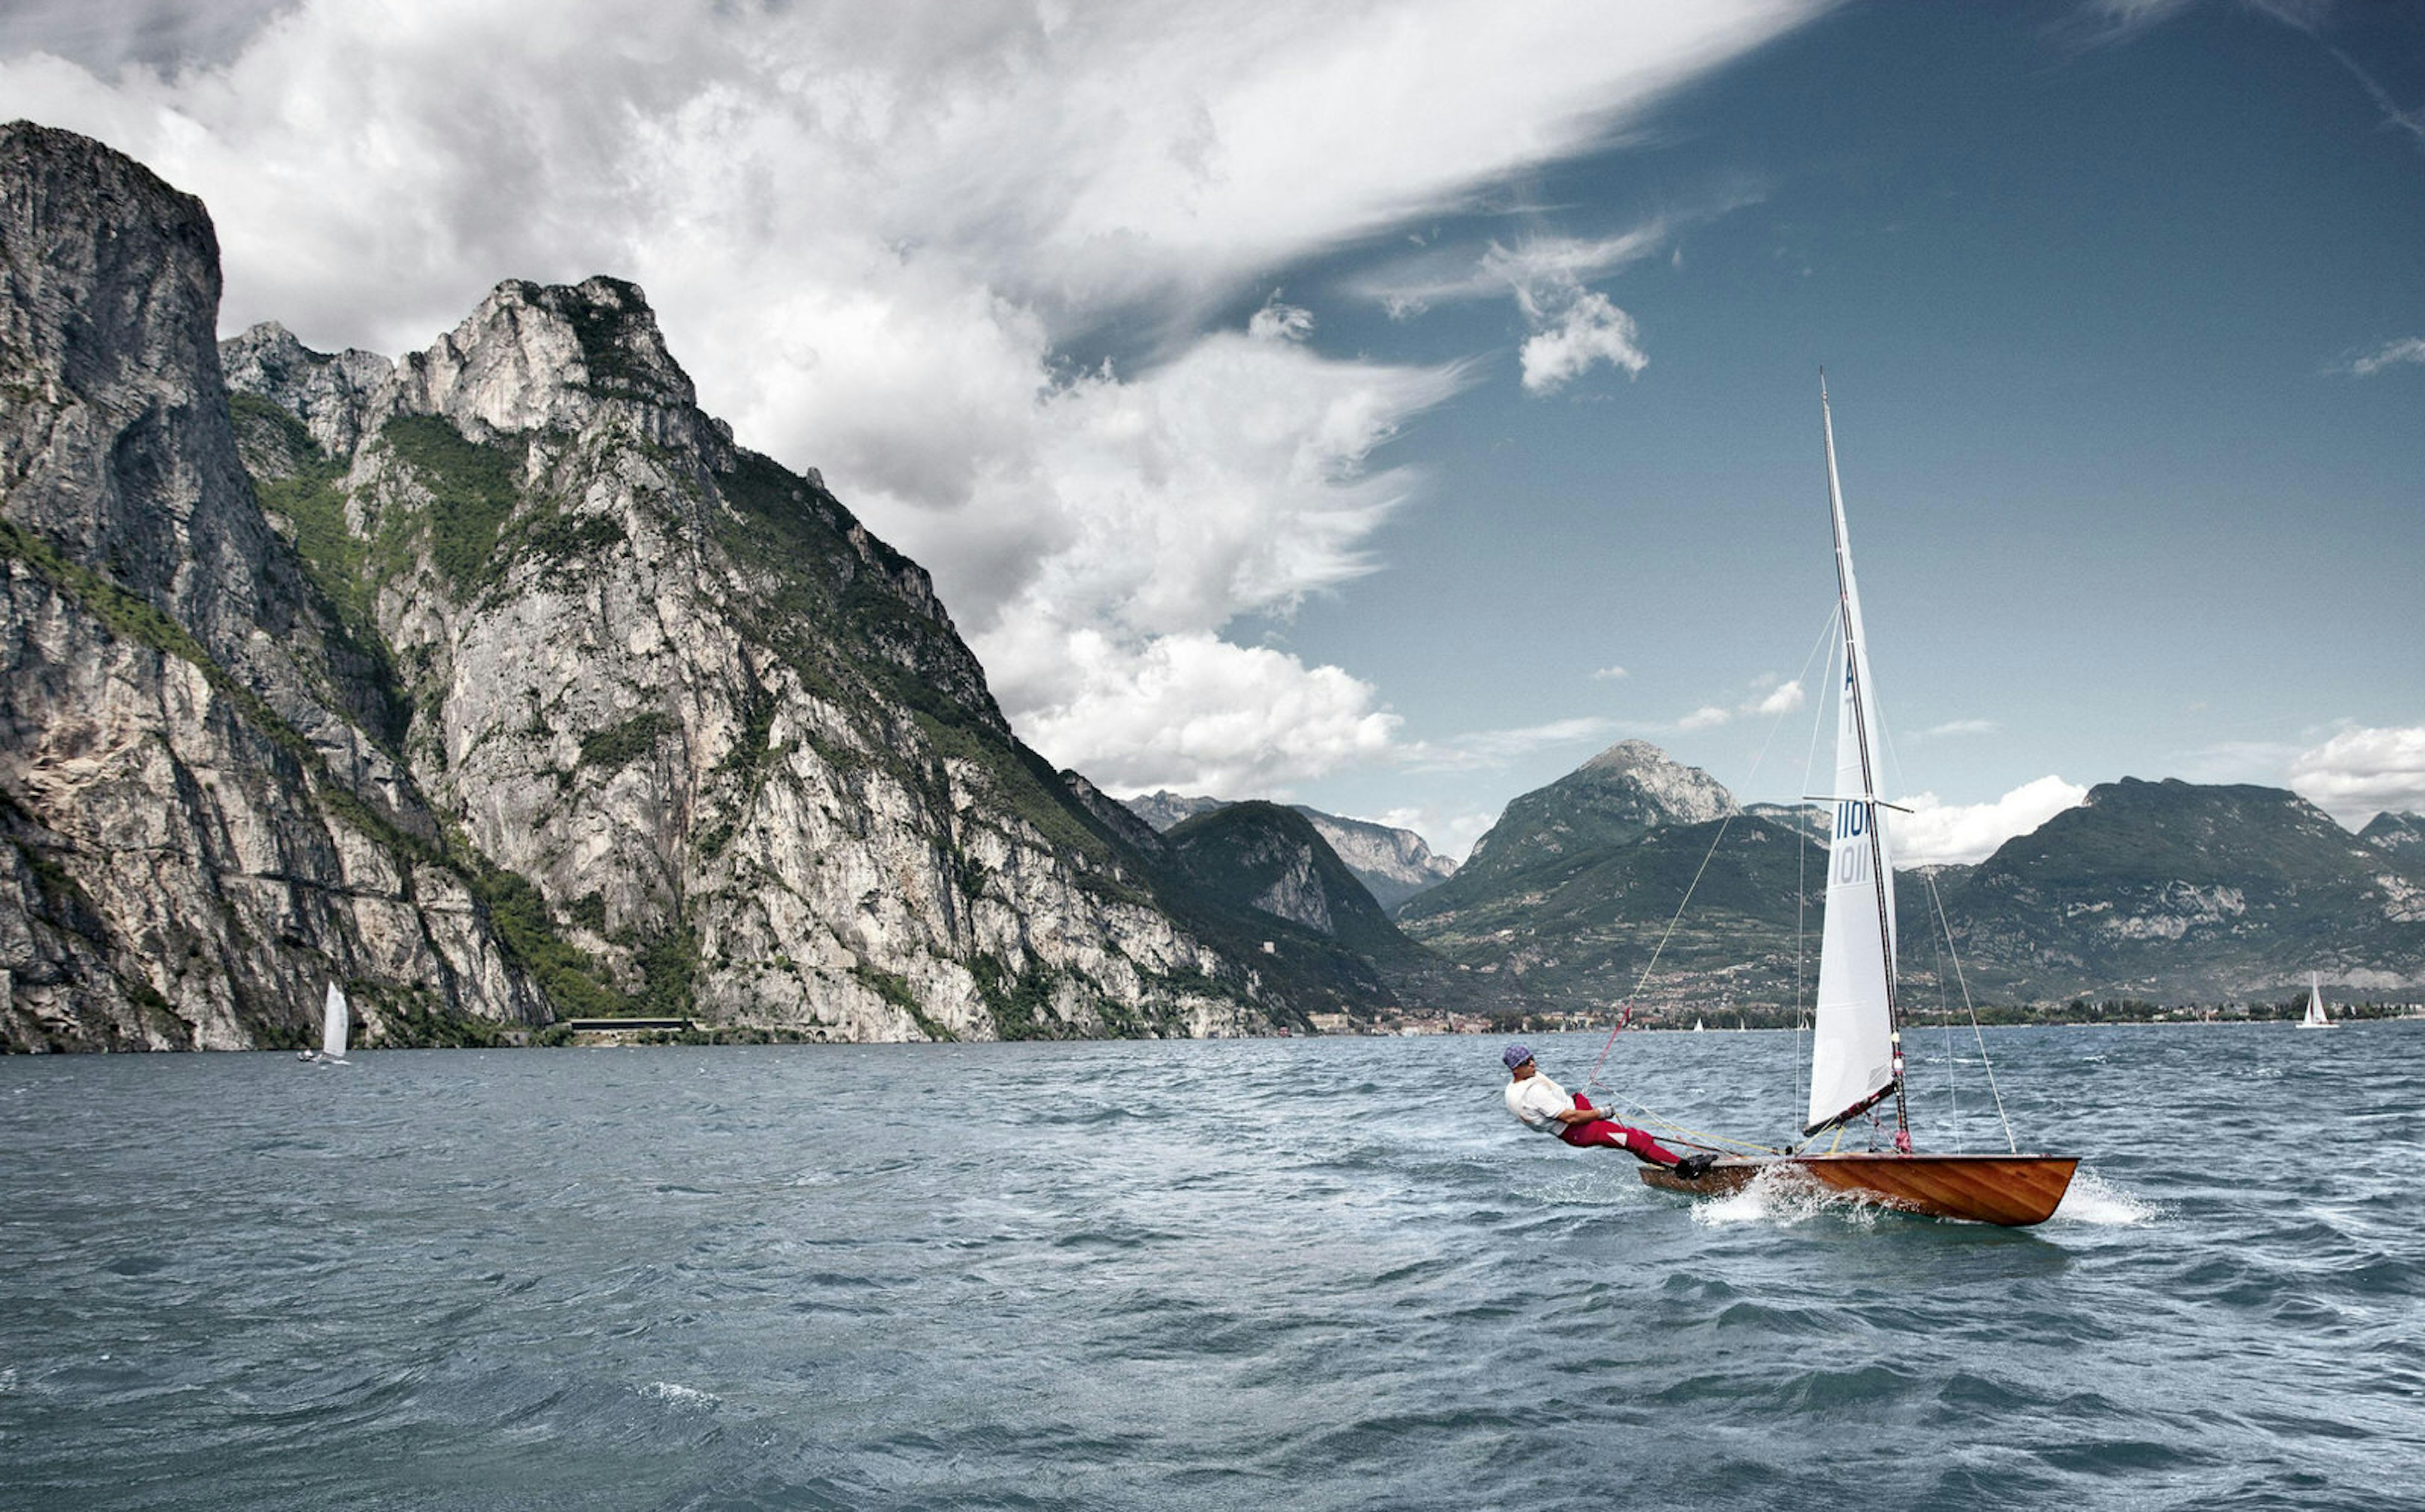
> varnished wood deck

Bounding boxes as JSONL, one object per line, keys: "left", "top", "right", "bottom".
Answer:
{"left": 1639, "top": 1153, "right": 2080, "bottom": 1227}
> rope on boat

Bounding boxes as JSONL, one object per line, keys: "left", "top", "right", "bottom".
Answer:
{"left": 1874, "top": 675, "right": 2021, "bottom": 1157}
{"left": 1579, "top": 608, "right": 1842, "bottom": 1153}
{"left": 1920, "top": 866, "right": 2018, "bottom": 1153}
{"left": 1595, "top": 1095, "right": 1779, "bottom": 1154}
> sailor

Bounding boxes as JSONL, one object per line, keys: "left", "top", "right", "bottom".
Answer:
{"left": 1501, "top": 1044, "right": 1716, "bottom": 1179}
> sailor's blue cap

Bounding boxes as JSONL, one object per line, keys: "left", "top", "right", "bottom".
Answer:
{"left": 1502, "top": 1043, "right": 1533, "bottom": 1070}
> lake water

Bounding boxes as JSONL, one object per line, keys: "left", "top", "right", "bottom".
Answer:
{"left": 3, "top": 1023, "right": 2419, "bottom": 1511}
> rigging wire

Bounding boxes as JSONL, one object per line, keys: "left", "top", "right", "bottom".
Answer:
{"left": 1582, "top": 605, "right": 1843, "bottom": 1147}
{"left": 1924, "top": 895, "right": 1960, "bottom": 1151}
{"left": 1873, "top": 680, "right": 2020, "bottom": 1154}
{"left": 1792, "top": 614, "right": 1838, "bottom": 1132}
{"left": 1922, "top": 866, "right": 2018, "bottom": 1153}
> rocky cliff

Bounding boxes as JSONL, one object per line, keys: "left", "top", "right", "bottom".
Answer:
{"left": 1398, "top": 739, "right": 1736, "bottom": 932}
{"left": 0, "top": 121, "right": 543, "bottom": 1050}
{"left": 1292, "top": 809, "right": 1458, "bottom": 914}
{"left": 2361, "top": 810, "right": 2425, "bottom": 859}
{"left": 1123, "top": 792, "right": 1458, "bottom": 914}
{"left": 1159, "top": 802, "right": 1522, "bottom": 1018}
{"left": 1, "top": 123, "right": 1314, "bottom": 1048}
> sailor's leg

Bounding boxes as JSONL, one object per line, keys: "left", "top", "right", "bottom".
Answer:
{"left": 1560, "top": 1119, "right": 1684, "bottom": 1166}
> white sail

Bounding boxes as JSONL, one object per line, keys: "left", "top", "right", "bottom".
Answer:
{"left": 1807, "top": 384, "right": 1901, "bottom": 1134}
{"left": 2301, "top": 972, "right": 2331, "bottom": 1028}
{"left": 321, "top": 983, "right": 350, "bottom": 1060}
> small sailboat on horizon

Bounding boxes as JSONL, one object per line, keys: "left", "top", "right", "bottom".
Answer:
{"left": 2299, "top": 972, "right": 2335, "bottom": 1030}
{"left": 1641, "top": 381, "right": 2078, "bottom": 1227}
{"left": 297, "top": 982, "right": 351, "bottom": 1064}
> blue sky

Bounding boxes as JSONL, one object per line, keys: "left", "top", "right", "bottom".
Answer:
{"left": 6, "top": 0, "right": 2419, "bottom": 862}
{"left": 1257, "top": 1, "right": 2425, "bottom": 855}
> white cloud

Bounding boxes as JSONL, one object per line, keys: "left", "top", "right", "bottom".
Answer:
{"left": 1005, "top": 629, "right": 1398, "bottom": 796}
{"left": 1750, "top": 679, "right": 1806, "bottom": 717}
{"left": 1356, "top": 225, "right": 1670, "bottom": 312}
{"left": 2348, "top": 337, "right": 2425, "bottom": 377}
{"left": 1370, "top": 804, "right": 1496, "bottom": 864}
{"left": 0, "top": 0, "right": 1824, "bottom": 791}
{"left": 1672, "top": 674, "right": 1802, "bottom": 730}
{"left": 1519, "top": 290, "right": 1648, "bottom": 394}
{"left": 1919, "top": 718, "right": 1999, "bottom": 739}
{"left": 1399, "top": 716, "right": 1618, "bottom": 773}
{"left": 2287, "top": 723, "right": 2425, "bottom": 826}
{"left": 1591, "top": 664, "right": 1629, "bottom": 681}
{"left": 1889, "top": 776, "right": 2088, "bottom": 867}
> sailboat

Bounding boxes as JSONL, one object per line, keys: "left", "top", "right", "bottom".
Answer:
{"left": 299, "top": 982, "right": 351, "bottom": 1064}
{"left": 1641, "top": 382, "right": 2078, "bottom": 1227}
{"left": 1692, "top": 1018, "right": 1705, "bottom": 1033}
{"left": 2299, "top": 972, "right": 2335, "bottom": 1029}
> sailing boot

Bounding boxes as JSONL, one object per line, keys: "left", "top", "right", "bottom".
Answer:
{"left": 1673, "top": 1153, "right": 1718, "bottom": 1181}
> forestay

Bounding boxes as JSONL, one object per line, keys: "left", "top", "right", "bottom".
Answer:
{"left": 1807, "top": 383, "right": 1901, "bottom": 1135}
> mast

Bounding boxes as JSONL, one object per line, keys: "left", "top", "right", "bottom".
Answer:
{"left": 1805, "top": 376, "right": 1909, "bottom": 1142}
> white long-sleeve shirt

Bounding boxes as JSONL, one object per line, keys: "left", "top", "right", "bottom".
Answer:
{"left": 1505, "top": 1071, "right": 1576, "bottom": 1134}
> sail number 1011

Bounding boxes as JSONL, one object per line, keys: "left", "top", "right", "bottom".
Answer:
{"left": 1833, "top": 801, "right": 1873, "bottom": 884}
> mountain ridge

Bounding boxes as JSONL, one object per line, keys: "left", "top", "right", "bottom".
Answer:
{"left": 0, "top": 122, "right": 1380, "bottom": 1048}
{"left": 1122, "top": 792, "right": 1458, "bottom": 914}
{"left": 1396, "top": 740, "right": 2425, "bottom": 1009}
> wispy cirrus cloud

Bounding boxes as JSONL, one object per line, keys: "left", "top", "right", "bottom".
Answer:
{"left": 2345, "top": 336, "right": 2425, "bottom": 377}
{"left": 1918, "top": 718, "right": 2000, "bottom": 739}
{"left": 1352, "top": 199, "right": 1765, "bottom": 393}
{"left": 1398, "top": 716, "right": 1619, "bottom": 773}
{"left": 1355, "top": 223, "right": 1672, "bottom": 318}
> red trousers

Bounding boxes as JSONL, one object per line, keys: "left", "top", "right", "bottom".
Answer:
{"left": 1559, "top": 1093, "right": 1684, "bottom": 1166}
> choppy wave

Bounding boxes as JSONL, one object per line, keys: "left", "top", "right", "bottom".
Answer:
{"left": 4, "top": 1023, "right": 2422, "bottom": 1511}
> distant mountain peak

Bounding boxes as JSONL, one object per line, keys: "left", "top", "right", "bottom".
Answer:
{"left": 2361, "top": 810, "right": 2425, "bottom": 856}
{"left": 1125, "top": 791, "right": 1230, "bottom": 832}
{"left": 1581, "top": 737, "right": 1677, "bottom": 773}
{"left": 1399, "top": 738, "right": 1736, "bottom": 923}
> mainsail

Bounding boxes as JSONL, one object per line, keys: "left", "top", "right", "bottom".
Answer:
{"left": 1806, "top": 381, "right": 1903, "bottom": 1136}
{"left": 2303, "top": 972, "right": 2330, "bottom": 1028}
{"left": 321, "top": 983, "right": 350, "bottom": 1060}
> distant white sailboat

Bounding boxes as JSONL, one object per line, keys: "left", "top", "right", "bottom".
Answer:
{"left": 1692, "top": 1018, "right": 1705, "bottom": 1033}
{"left": 2299, "top": 972, "right": 2335, "bottom": 1030}
{"left": 299, "top": 983, "right": 351, "bottom": 1063}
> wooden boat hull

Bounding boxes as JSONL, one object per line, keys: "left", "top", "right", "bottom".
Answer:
{"left": 1639, "top": 1152, "right": 2079, "bottom": 1227}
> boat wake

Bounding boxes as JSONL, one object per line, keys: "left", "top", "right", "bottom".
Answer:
{"left": 1687, "top": 1164, "right": 1884, "bottom": 1231}
{"left": 2047, "top": 1169, "right": 2160, "bottom": 1227}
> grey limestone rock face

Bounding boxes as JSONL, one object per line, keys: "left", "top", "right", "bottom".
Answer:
{"left": 203, "top": 211, "right": 1271, "bottom": 1045}
{"left": 0, "top": 122, "right": 1343, "bottom": 1049}
{"left": 0, "top": 121, "right": 548, "bottom": 1051}
{"left": 1293, "top": 808, "right": 1456, "bottom": 914}
{"left": 1410, "top": 739, "right": 1738, "bottom": 920}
